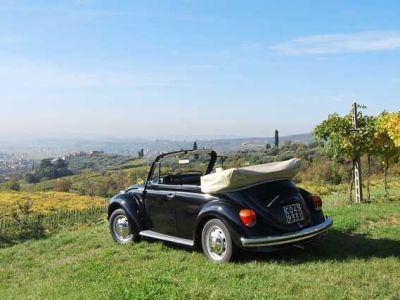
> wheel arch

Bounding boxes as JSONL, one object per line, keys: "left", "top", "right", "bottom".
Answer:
{"left": 108, "top": 202, "right": 123, "bottom": 219}
{"left": 108, "top": 193, "right": 145, "bottom": 233}
{"left": 194, "top": 200, "right": 246, "bottom": 249}
{"left": 194, "top": 215, "right": 213, "bottom": 249}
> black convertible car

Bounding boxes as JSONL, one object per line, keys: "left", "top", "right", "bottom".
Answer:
{"left": 108, "top": 149, "right": 332, "bottom": 262}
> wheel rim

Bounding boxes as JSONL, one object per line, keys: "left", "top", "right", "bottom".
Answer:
{"left": 206, "top": 225, "right": 227, "bottom": 261}
{"left": 113, "top": 215, "right": 132, "bottom": 242}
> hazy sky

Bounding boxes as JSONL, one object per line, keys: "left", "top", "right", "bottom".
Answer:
{"left": 1, "top": 0, "right": 399, "bottom": 139}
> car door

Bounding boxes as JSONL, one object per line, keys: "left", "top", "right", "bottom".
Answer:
{"left": 174, "top": 187, "right": 212, "bottom": 239}
{"left": 144, "top": 183, "right": 177, "bottom": 236}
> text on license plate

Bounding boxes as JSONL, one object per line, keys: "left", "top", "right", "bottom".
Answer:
{"left": 283, "top": 203, "right": 304, "bottom": 224}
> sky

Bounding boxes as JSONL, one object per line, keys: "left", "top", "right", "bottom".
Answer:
{"left": 0, "top": 0, "right": 399, "bottom": 140}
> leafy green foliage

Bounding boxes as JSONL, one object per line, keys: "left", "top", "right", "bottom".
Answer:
{"left": 67, "top": 154, "right": 134, "bottom": 173}
{"left": 314, "top": 108, "right": 399, "bottom": 199}
{"left": 9, "top": 200, "right": 46, "bottom": 239}
{"left": 24, "top": 173, "right": 39, "bottom": 183}
{"left": 314, "top": 111, "right": 375, "bottom": 161}
{"left": 2, "top": 180, "right": 21, "bottom": 191}
{"left": 26, "top": 158, "right": 73, "bottom": 183}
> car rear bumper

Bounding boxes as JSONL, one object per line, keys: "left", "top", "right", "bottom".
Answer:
{"left": 240, "top": 217, "right": 333, "bottom": 248}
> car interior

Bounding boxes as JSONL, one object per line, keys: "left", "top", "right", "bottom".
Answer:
{"left": 160, "top": 172, "right": 202, "bottom": 185}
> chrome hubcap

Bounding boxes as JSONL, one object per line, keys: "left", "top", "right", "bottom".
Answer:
{"left": 113, "top": 215, "right": 132, "bottom": 242}
{"left": 206, "top": 225, "right": 227, "bottom": 260}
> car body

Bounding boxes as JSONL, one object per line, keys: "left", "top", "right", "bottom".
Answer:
{"left": 108, "top": 149, "right": 333, "bottom": 262}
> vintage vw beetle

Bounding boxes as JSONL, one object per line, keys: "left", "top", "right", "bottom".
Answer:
{"left": 108, "top": 149, "right": 332, "bottom": 262}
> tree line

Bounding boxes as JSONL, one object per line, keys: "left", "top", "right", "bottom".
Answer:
{"left": 315, "top": 107, "right": 400, "bottom": 200}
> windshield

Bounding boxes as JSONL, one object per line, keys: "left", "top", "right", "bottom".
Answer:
{"left": 148, "top": 150, "right": 216, "bottom": 185}
{"left": 160, "top": 152, "right": 212, "bottom": 177}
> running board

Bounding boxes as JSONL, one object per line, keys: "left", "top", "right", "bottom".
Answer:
{"left": 139, "top": 230, "right": 194, "bottom": 247}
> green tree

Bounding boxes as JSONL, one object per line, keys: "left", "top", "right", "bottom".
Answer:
{"left": 314, "top": 108, "right": 376, "bottom": 201}
{"left": 274, "top": 130, "right": 279, "bottom": 148}
{"left": 36, "top": 158, "right": 72, "bottom": 180}
{"left": 4, "top": 180, "right": 21, "bottom": 191}
{"left": 138, "top": 149, "right": 144, "bottom": 158}
{"left": 11, "top": 199, "right": 45, "bottom": 238}
{"left": 24, "top": 173, "right": 39, "bottom": 184}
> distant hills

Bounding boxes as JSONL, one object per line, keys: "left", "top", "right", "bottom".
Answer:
{"left": 196, "top": 133, "right": 314, "bottom": 152}
{"left": 0, "top": 133, "right": 314, "bottom": 158}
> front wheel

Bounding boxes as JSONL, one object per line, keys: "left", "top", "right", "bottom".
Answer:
{"left": 201, "top": 218, "right": 237, "bottom": 263}
{"left": 109, "top": 209, "right": 139, "bottom": 244}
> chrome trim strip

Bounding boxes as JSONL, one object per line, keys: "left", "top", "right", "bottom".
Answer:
{"left": 267, "top": 194, "right": 280, "bottom": 208}
{"left": 139, "top": 230, "right": 194, "bottom": 246}
{"left": 241, "top": 217, "right": 333, "bottom": 248}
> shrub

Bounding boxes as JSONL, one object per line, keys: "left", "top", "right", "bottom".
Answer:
{"left": 10, "top": 199, "right": 46, "bottom": 239}
{"left": 53, "top": 179, "right": 72, "bottom": 192}
{"left": 296, "top": 157, "right": 349, "bottom": 185}
{"left": 4, "top": 181, "right": 21, "bottom": 191}
{"left": 24, "top": 173, "right": 39, "bottom": 184}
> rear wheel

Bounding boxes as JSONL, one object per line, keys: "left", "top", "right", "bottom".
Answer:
{"left": 201, "top": 218, "right": 237, "bottom": 263}
{"left": 109, "top": 209, "right": 139, "bottom": 244}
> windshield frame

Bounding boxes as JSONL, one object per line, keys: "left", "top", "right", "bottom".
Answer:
{"left": 146, "top": 149, "right": 217, "bottom": 186}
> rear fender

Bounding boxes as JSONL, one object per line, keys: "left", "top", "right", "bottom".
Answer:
{"left": 298, "top": 188, "right": 325, "bottom": 224}
{"left": 194, "top": 200, "right": 246, "bottom": 248}
{"left": 108, "top": 193, "right": 145, "bottom": 232}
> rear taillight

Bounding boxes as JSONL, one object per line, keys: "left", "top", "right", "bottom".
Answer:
{"left": 239, "top": 209, "right": 256, "bottom": 227}
{"left": 310, "top": 195, "right": 322, "bottom": 210}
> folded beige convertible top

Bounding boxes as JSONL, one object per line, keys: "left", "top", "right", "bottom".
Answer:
{"left": 200, "top": 158, "right": 301, "bottom": 194}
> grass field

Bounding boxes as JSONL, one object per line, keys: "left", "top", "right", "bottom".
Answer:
{"left": 0, "top": 189, "right": 399, "bottom": 299}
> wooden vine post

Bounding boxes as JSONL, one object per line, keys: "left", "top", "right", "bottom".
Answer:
{"left": 352, "top": 102, "right": 363, "bottom": 203}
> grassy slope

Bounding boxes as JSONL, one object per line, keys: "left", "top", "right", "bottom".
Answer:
{"left": 1, "top": 197, "right": 400, "bottom": 299}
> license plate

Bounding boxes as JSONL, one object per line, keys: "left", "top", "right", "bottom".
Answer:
{"left": 283, "top": 203, "right": 304, "bottom": 224}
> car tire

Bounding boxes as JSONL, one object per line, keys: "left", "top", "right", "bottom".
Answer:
{"left": 109, "top": 209, "right": 140, "bottom": 244}
{"left": 201, "top": 218, "right": 237, "bottom": 263}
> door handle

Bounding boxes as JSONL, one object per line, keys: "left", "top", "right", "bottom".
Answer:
{"left": 166, "top": 193, "right": 175, "bottom": 200}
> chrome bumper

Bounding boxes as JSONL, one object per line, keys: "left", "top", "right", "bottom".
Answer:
{"left": 241, "top": 217, "right": 333, "bottom": 248}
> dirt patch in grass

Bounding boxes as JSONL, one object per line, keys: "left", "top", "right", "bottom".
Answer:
{"left": 365, "top": 214, "right": 400, "bottom": 229}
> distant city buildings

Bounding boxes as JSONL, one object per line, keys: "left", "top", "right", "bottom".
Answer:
{"left": 0, "top": 152, "right": 34, "bottom": 177}
{"left": 89, "top": 150, "right": 104, "bottom": 156}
